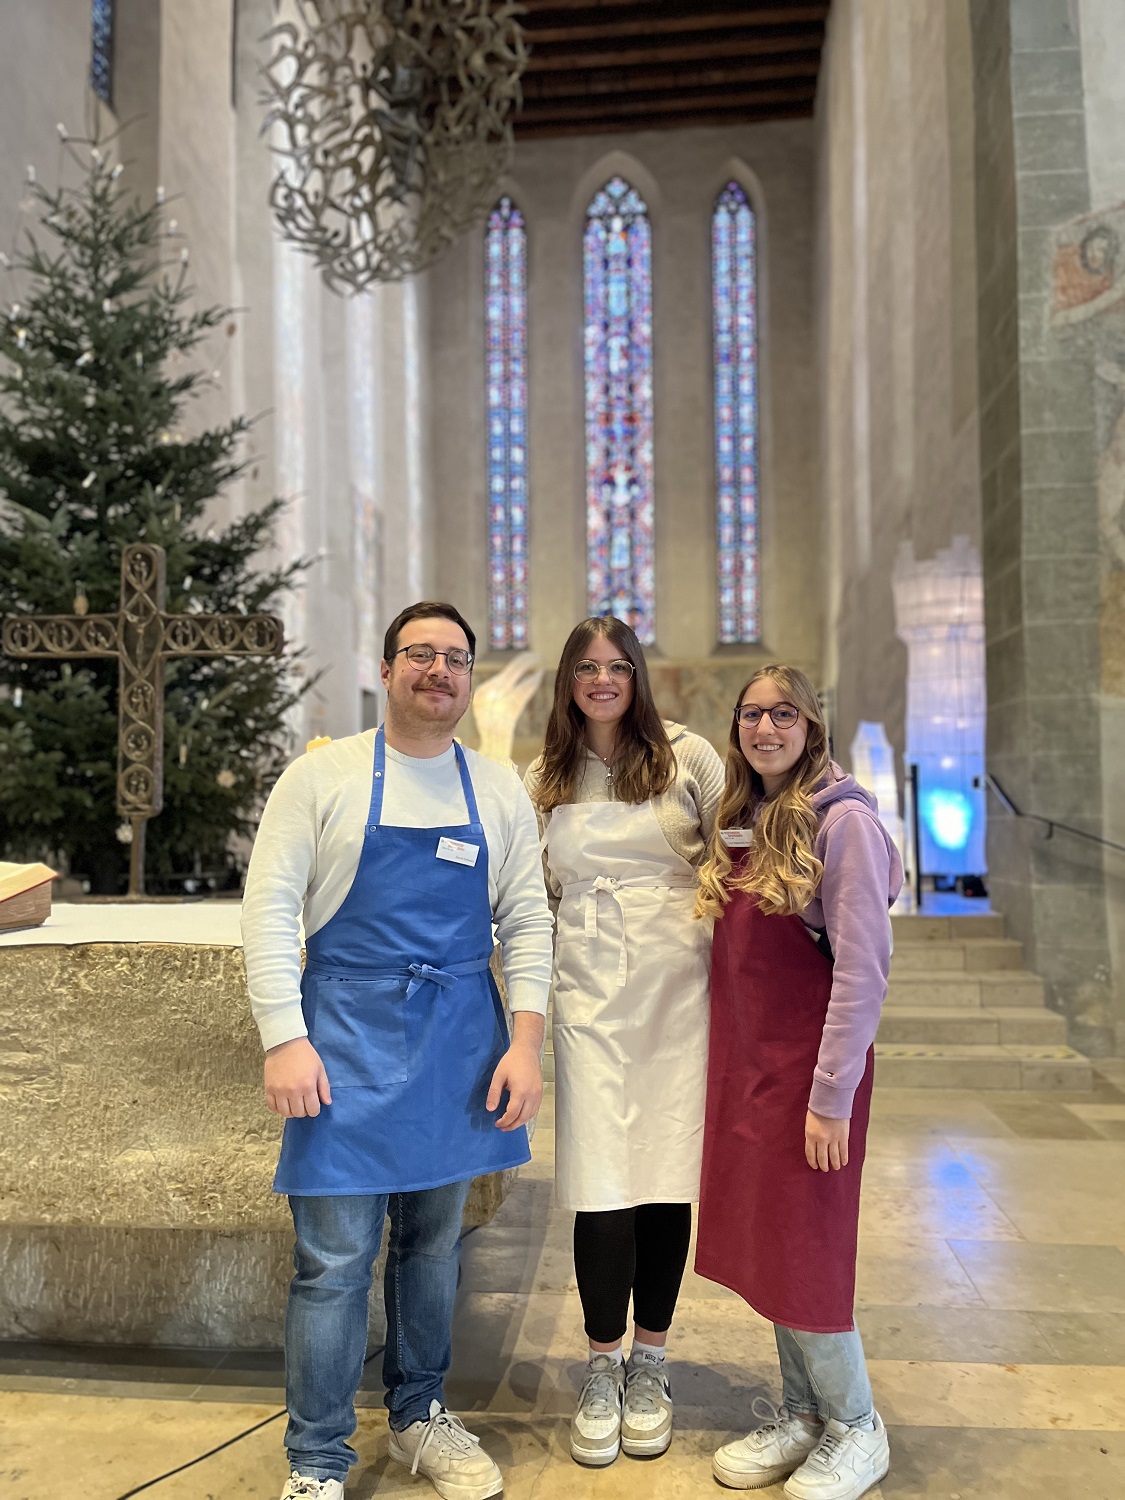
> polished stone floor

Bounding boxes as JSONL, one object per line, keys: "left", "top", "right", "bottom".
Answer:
{"left": 4, "top": 1065, "right": 1125, "bottom": 1499}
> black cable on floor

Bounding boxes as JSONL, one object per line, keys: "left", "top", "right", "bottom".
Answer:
{"left": 110, "top": 1343, "right": 386, "bottom": 1499}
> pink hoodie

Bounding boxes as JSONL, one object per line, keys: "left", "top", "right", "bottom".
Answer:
{"left": 800, "top": 763, "right": 904, "bottom": 1119}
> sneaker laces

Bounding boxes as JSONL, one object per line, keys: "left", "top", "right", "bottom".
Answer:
{"left": 626, "top": 1364, "right": 667, "bottom": 1414}
{"left": 410, "top": 1408, "right": 481, "bottom": 1477}
{"left": 580, "top": 1358, "right": 623, "bottom": 1419}
{"left": 285, "top": 1477, "right": 335, "bottom": 1498}
{"left": 804, "top": 1426, "right": 848, "bottom": 1473}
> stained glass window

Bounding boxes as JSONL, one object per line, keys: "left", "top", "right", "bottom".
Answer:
{"left": 485, "top": 197, "right": 529, "bottom": 651}
{"left": 91, "top": 0, "right": 114, "bottom": 105}
{"left": 584, "top": 177, "right": 655, "bottom": 644}
{"left": 713, "top": 180, "right": 760, "bottom": 643}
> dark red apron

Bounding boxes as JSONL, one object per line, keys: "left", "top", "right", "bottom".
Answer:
{"left": 695, "top": 885, "right": 873, "bottom": 1334}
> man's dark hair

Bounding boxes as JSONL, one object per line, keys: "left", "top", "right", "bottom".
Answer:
{"left": 382, "top": 601, "right": 477, "bottom": 666}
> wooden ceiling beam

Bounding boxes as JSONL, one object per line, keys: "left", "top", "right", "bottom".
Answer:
{"left": 521, "top": 0, "right": 827, "bottom": 20}
{"left": 526, "top": 34, "right": 823, "bottom": 71}
{"left": 524, "top": 56, "right": 822, "bottom": 100}
{"left": 518, "top": 82, "right": 816, "bottom": 126}
{"left": 515, "top": 102, "right": 815, "bottom": 140}
{"left": 525, "top": 10, "right": 827, "bottom": 45}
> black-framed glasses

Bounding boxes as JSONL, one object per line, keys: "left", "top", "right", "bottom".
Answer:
{"left": 735, "top": 702, "right": 801, "bottom": 729}
{"left": 574, "top": 658, "right": 635, "bottom": 683}
{"left": 392, "top": 644, "right": 474, "bottom": 675}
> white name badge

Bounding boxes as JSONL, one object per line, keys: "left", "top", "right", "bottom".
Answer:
{"left": 436, "top": 836, "right": 480, "bottom": 867}
{"left": 720, "top": 828, "right": 754, "bottom": 848}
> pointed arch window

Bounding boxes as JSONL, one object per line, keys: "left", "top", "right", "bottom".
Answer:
{"left": 713, "top": 181, "right": 760, "bottom": 643}
{"left": 485, "top": 196, "right": 529, "bottom": 651}
{"left": 92, "top": 0, "right": 115, "bottom": 104}
{"left": 584, "top": 176, "right": 654, "bottom": 644}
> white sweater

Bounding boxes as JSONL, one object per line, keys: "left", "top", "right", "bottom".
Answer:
{"left": 241, "top": 733, "right": 554, "bottom": 1051}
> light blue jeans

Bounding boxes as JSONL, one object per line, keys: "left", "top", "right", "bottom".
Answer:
{"left": 775, "top": 1322, "right": 875, "bottom": 1428}
{"left": 285, "top": 1179, "right": 474, "bottom": 1482}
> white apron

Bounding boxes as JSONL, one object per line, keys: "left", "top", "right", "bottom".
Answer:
{"left": 545, "top": 797, "right": 711, "bottom": 1211}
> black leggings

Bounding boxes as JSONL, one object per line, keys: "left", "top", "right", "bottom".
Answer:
{"left": 572, "top": 1203, "right": 693, "bottom": 1344}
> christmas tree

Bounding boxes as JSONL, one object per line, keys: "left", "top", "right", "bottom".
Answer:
{"left": 0, "top": 135, "right": 307, "bottom": 894}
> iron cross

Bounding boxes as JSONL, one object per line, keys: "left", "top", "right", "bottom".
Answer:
{"left": 1, "top": 542, "right": 284, "bottom": 897}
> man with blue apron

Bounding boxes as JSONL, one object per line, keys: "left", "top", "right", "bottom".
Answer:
{"left": 242, "top": 602, "right": 552, "bottom": 1500}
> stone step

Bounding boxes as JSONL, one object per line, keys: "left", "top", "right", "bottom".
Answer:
{"left": 892, "top": 938, "right": 1024, "bottom": 973}
{"left": 875, "top": 1041, "right": 1092, "bottom": 1091}
{"left": 877, "top": 1005, "right": 1068, "bottom": 1047}
{"left": 886, "top": 971, "right": 1046, "bottom": 1008}
{"left": 891, "top": 912, "right": 1006, "bottom": 942}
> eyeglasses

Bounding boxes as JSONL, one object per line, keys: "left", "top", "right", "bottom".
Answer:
{"left": 391, "top": 644, "right": 474, "bottom": 675}
{"left": 574, "top": 658, "right": 635, "bottom": 683}
{"left": 735, "top": 702, "right": 801, "bottom": 729}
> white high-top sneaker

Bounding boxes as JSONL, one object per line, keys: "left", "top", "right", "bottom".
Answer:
{"left": 279, "top": 1473, "right": 344, "bottom": 1500}
{"left": 387, "top": 1400, "right": 503, "bottom": 1500}
{"left": 712, "top": 1403, "right": 824, "bottom": 1489}
{"left": 783, "top": 1413, "right": 891, "bottom": 1500}
{"left": 570, "top": 1353, "right": 627, "bottom": 1466}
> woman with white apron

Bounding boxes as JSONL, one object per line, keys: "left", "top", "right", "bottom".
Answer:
{"left": 524, "top": 615, "right": 723, "bottom": 1468}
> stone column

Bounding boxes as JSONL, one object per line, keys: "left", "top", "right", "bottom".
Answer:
{"left": 971, "top": 0, "right": 1115, "bottom": 1052}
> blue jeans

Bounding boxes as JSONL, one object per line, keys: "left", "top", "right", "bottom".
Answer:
{"left": 285, "top": 1179, "right": 474, "bottom": 1482}
{"left": 775, "top": 1322, "right": 875, "bottom": 1428}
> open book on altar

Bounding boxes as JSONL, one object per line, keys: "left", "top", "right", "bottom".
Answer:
{"left": 0, "top": 862, "right": 57, "bottom": 932}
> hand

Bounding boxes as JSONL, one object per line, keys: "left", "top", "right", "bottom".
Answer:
{"left": 265, "top": 1036, "right": 332, "bottom": 1118}
{"left": 486, "top": 1040, "right": 542, "bottom": 1131}
{"left": 805, "top": 1110, "right": 850, "bottom": 1171}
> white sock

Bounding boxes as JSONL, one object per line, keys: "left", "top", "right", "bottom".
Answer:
{"left": 590, "top": 1345, "right": 624, "bottom": 1365}
{"left": 629, "top": 1339, "right": 666, "bottom": 1365}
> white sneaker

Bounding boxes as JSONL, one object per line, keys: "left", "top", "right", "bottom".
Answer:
{"left": 713, "top": 1401, "right": 824, "bottom": 1489}
{"left": 387, "top": 1400, "right": 503, "bottom": 1500}
{"left": 783, "top": 1413, "right": 891, "bottom": 1500}
{"left": 570, "top": 1353, "right": 626, "bottom": 1466}
{"left": 621, "top": 1357, "right": 673, "bottom": 1457}
{"left": 280, "top": 1474, "right": 344, "bottom": 1500}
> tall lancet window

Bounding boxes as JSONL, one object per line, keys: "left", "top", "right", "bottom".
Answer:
{"left": 91, "top": 0, "right": 115, "bottom": 105}
{"left": 713, "top": 181, "right": 760, "bottom": 643}
{"left": 485, "top": 196, "right": 529, "bottom": 651}
{"left": 584, "top": 176, "right": 654, "bottom": 644}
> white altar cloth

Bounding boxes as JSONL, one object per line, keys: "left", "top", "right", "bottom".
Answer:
{"left": 0, "top": 900, "right": 250, "bottom": 947}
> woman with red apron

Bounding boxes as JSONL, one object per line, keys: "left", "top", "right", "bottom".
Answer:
{"left": 695, "top": 665, "right": 902, "bottom": 1500}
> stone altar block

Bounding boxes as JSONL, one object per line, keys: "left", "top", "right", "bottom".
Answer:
{"left": 0, "top": 904, "right": 518, "bottom": 1348}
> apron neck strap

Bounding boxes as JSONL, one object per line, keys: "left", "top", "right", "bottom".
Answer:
{"left": 368, "top": 727, "right": 482, "bottom": 828}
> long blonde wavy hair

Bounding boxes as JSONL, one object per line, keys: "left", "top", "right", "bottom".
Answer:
{"left": 695, "top": 664, "right": 831, "bottom": 921}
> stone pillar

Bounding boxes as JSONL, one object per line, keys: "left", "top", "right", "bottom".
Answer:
{"left": 971, "top": 0, "right": 1115, "bottom": 1052}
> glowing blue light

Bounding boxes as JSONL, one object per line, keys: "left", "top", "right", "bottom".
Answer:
{"left": 922, "top": 789, "right": 973, "bottom": 851}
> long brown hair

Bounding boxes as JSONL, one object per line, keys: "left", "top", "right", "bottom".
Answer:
{"left": 695, "top": 664, "right": 831, "bottom": 920}
{"left": 531, "top": 616, "right": 676, "bottom": 813}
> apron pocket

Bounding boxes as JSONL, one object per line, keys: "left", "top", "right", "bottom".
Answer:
{"left": 307, "top": 976, "right": 409, "bottom": 1088}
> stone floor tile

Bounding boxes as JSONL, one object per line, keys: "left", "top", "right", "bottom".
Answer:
{"left": 946, "top": 1139, "right": 1125, "bottom": 1243}
{"left": 947, "top": 1240, "right": 1125, "bottom": 1313}
{"left": 855, "top": 1236, "right": 987, "bottom": 1308}
{"left": 858, "top": 1183, "right": 1021, "bottom": 1241}
{"left": 1031, "top": 1311, "right": 1125, "bottom": 1365}
{"left": 869, "top": 1358, "right": 1125, "bottom": 1430}
{"left": 856, "top": 1305, "right": 1059, "bottom": 1364}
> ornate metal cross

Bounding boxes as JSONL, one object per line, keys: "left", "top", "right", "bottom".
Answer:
{"left": 1, "top": 542, "right": 284, "bottom": 898}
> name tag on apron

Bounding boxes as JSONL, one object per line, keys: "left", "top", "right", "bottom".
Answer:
{"left": 720, "top": 828, "right": 754, "bottom": 848}
{"left": 436, "top": 836, "right": 480, "bottom": 867}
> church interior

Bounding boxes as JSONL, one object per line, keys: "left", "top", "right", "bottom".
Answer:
{"left": 2, "top": 1, "right": 1125, "bottom": 1497}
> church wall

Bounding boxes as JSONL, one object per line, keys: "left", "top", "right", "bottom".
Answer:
{"left": 967, "top": 0, "right": 1122, "bottom": 1051}
{"left": 425, "top": 122, "right": 821, "bottom": 682}
{"left": 814, "top": 0, "right": 983, "bottom": 769}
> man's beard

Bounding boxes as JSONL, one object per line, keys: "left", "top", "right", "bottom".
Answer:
{"left": 387, "top": 679, "right": 466, "bottom": 736}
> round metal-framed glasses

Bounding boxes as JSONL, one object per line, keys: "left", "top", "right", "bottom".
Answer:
{"left": 734, "top": 702, "right": 801, "bottom": 729}
{"left": 392, "top": 644, "right": 474, "bottom": 675}
{"left": 574, "top": 658, "right": 635, "bottom": 683}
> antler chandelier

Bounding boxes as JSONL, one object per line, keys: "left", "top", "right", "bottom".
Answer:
{"left": 263, "top": 0, "right": 527, "bottom": 292}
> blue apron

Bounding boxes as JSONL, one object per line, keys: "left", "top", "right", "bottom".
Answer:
{"left": 274, "top": 729, "right": 531, "bottom": 1195}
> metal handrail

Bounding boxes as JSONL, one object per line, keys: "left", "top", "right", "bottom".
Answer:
{"left": 985, "top": 772, "right": 1125, "bottom": 856}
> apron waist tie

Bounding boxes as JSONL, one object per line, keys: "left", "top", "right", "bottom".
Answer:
{"left": 305, "top": 954, "right": 492, "bottom": 1001}
{"left": 563, "top": 875, "right": 695, "bottom": 988}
